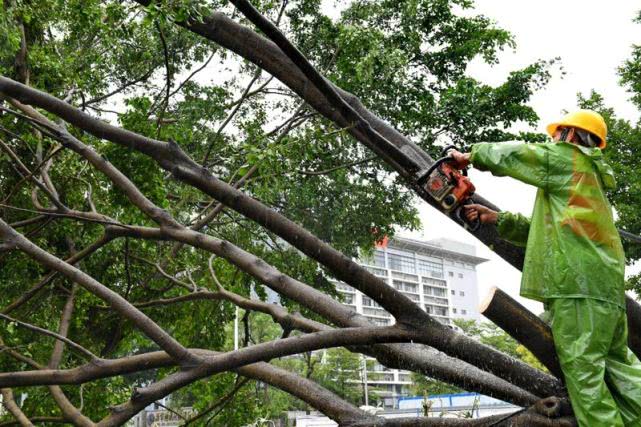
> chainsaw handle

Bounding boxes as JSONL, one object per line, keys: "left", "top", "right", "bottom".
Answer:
{"left": 456, "top": 201, "right": 481, "bottom": 232}
{"left": 441, "top": 145, "right": 468, "bottom": 176}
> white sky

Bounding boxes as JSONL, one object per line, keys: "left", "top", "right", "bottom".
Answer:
{"left": 400, "top": 2, "right": 641, "bottom": 314}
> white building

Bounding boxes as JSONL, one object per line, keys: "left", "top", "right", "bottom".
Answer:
{"left": 334, "top": 236, "right": 488, "bottom": 406}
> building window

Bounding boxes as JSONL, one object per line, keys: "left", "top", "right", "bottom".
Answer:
{"left": 434, "top": 307, "right": 448, "bottom": 316}
{"left": 417, "top": 259, "right": 444, "bottom": 278}
{"left": 451, "top": 290, "right": 455, "bottom": 295}
{"left": 422, "top": 277, "right": 446, "bottom": 287}
{"left": 432, "top": 288, "right": 446, "bottom": 297}
{"left": 392, "top": 271, "right": 418, "bottom": 282}
{"left": 388, "top": 253, "right": 416, "bottom": 274}
{"left": 362, "top": 250, "right": 386, "bottom": 268}
{"left": 374, "top": 250, "right": 386, "bottom": 268}
{"left": 461, "top": 309, "right": 467, "bottom": 315}
{"left": 452, "top": 308, "right": 457, "bottom": 314}
{"left": 393, "top": 280, "right": 417, "bottom": 293}
{"left": 336, "top": 282, "right": 355, "bottom": 292}
{"left": 459, "top": 291, "right": 465, "bottom": 297}
{"left": 343, "top": 294, "right": 354, "bottom": 304}
{"left": 403, "top": 292, "right": 420, "bottom": 302}
{"left": 362, "top": 296, "right": 382, "bottom": 308}
{"left": 365, "top": 266, "right": 387, "bottom": 277}
{"left": 458, "top": 273, "right": 464, "bottom": 278}
{"left": 448, "top": 271, "right": 454, "bottom": 277}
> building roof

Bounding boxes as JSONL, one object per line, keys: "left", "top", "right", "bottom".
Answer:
{"left": 388, "top": 236, "right": 489, "bottom": 266}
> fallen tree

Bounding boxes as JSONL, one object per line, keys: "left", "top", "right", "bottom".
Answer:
{"left": 0, "top": 0, "right": 638, "bottom": 425}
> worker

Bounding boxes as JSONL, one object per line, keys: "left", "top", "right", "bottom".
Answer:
{"left": 449, "top": 110, "right": 641, "bottom": 427}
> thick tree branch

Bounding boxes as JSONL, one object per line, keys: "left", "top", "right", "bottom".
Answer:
{"left": 0, "top": 78, "right": 557, "bottom": 400}
{"left": 480, "top": 287, "right": 560, "bottom": 377}
{"left": 98, "top": 325, "right": 408, "bottom": 425}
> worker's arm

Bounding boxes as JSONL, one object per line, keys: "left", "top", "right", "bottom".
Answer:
{"left": 496, "top": 211, "right": 530, "bottom": 247}
{"left": 469, "top": 142, "right": 550, "bottom": 189}
{"left": 464, "top": 205, "right": 530, "bottom": 247}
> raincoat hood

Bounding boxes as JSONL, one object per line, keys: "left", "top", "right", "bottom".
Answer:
{"left": 570, "top": 142, "right": 617, "bottom": 190}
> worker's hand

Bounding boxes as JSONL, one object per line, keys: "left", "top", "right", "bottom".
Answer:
{"left": 448, "top": 149, "right": 471, "bottom": 169}
{"left": 463, "top": 204, "right": 498, "bottom": 225}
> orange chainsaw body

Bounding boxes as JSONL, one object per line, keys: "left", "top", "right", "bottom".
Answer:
{"left": 424, "top": 162, "right": 475, "bottom": 212}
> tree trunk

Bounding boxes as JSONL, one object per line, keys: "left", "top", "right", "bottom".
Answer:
{"left": 480, "top": 287, "right": 561, "bottom": 378}
{"left": 482, "top": 287, "right": 641, "bottom": 373}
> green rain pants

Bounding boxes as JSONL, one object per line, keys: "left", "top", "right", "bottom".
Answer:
{"left": 549, "top": 298, "right": 641, "bottom": 427}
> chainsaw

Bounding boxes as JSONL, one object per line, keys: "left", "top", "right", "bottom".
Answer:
{"left": 416, "top": 145, "right": 480, "bottom": 231}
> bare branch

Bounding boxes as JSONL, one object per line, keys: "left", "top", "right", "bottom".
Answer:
{"left": 8, "top": 215, "right": 47, "bottom": 228}
{"left": 133, "top": 255, "right": 195, "bottom": 291}
{"left": 0, "top": 312, "right": 98, "bottom": 361}
{"left": 49, "top": 285, "right": 79, "bottom": 368}
{"left": 2, "top": 233, "right": 113, "bottom": 315}
{"left": 82, "top": 67, "right": 156, "bottom": 107}
{"left": 1, "top": 389, "right": 34, "bottom": 427}
{"left": 0, "top": 219, "right": 199, "bottom": 367}
{"left": 168, "top": 52, "right": 216, "bottom": 98}
{"left": 297, "top": 155, "right": 377, "bottom": 176}
{"left": 154, "top": 20, "right": 172, "bottom": 134}
{"left": 202, "top": 67, "right": 262, "bottom": 164}
{"left": 46, "top": 272, "right": 95, "bottom": 427}
{"left": 181, "top": 377, "right": 250, "bottom": 426}
{"left": 0, "top": 138, "right": 67, "bottom": 211}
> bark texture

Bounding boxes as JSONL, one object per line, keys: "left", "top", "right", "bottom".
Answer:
{"left": 480, "top": 287, "right": 561, "bottom": 378}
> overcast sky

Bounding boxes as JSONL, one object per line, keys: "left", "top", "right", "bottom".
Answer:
{"left": 400, "top": 2, "right": 641, "bottom": 314}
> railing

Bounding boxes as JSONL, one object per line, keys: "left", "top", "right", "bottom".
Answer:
{"left": 391, "top": 271, "right": 418, "bottom": 282}
{"left": 367, "top": 372, "right": 395, "bottom": 382}
{"left": 364, "top": 266, "right": 388, "bottom": 277}
{"left": 363, "top": 307, "right": 391, "bottom": 317}
{"left": 423, "top": 296, "right": 448, "bottom": 306}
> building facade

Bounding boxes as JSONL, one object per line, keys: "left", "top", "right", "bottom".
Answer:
{"left": 334, "top": 236, "right": 488, "bottom": 406}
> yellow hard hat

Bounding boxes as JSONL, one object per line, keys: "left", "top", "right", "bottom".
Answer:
{"left": 546, "top": 109, "right": 608, "bottom": 149}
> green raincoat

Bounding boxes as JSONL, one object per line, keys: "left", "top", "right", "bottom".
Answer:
{"left": 471, "top": 141, "right": 625, "bottom": 308}
{"left": 470, "top": 141, "right": 641, "bottom": 427}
